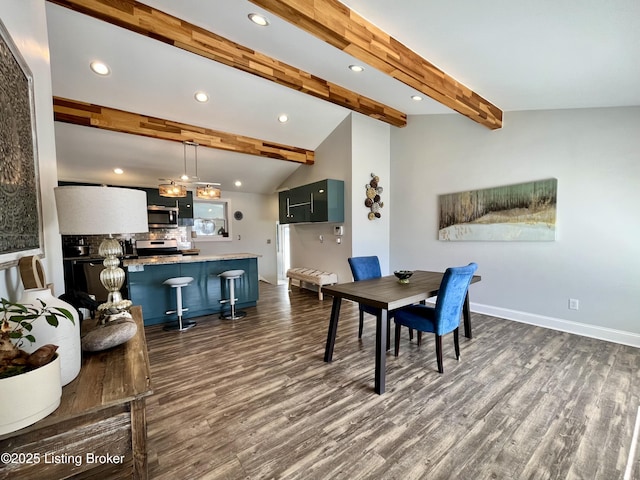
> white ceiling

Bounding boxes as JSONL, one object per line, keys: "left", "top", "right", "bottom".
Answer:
{"left": 46, "top": 0, "right": 640, "bottom": 194}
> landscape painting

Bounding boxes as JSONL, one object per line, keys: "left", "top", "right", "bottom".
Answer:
{"left": 438, "top": 179, "right": 557, "bottom": 241}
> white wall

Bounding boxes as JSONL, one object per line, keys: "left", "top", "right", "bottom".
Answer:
{"left": 280, "top": 115, "right": 353, "bottom": 284}
{"left": 351, "top": 113, "right": 391, "bottom": 274}
{"left": 192, "top": 190, "right": 279, "bottom": 284}
{"left": 390, "top": 107, "right": 640, "bottom": 345}
{"left": 280, "top": 113, "right": 392, "bottom": 283}
{"left": 0, "top": 0, "right": 64, "bottom": 300}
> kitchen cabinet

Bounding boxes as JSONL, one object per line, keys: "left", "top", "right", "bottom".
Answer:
{"left": 126, "top": 255, "right": 259, "bottom": 326}
{"left": 279, "top": 179, "right": 344, "bottom": 224}
{"left": 142, "top": 188, "right": 193, "bottom": 225}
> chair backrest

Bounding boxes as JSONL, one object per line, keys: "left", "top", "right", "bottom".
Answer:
{"left": 434, "top": 262, "right": 478, "bottom": 334}
{"left": 348, "top": 256, "right": 382, "bottom": 281}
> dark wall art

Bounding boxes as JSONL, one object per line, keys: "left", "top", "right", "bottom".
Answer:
{"left": 0, "top": 20, "right": 43, "bottom": 268}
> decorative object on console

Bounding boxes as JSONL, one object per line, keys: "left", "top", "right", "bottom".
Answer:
{"left": 0, "top": 20, "right": 43, "bottom": 269}
{"left": 54, "top": 186, "right": 149, "bottom": 314}
{"left": 81, "top": 314, "right": 138, "bottom": 351}
{"left": 365, "top": 173, "right": 384, "bottom": 220}
{"left": 17, "top": 288, "right": 80, "bottom": 386}
{"left": 0, "top": 295, "right": 75, "bottom": 435}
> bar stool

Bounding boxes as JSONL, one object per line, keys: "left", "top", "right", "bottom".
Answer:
{"left": 163, "top": 276, "right": 196, "bottom": 331}
{"left": 218, "top": 270, "right": 246, "bottom": 319}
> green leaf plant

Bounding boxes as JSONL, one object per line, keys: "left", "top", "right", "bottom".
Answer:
{"left": 0, "top": 297, "right": 75, "bottom": 379}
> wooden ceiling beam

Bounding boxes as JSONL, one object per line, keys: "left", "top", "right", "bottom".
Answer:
{"left": 47, "top": 0, "right": 407, "bottom": 128}
{"left": 250, "top": 0, "right": 503, "bottom": 130}
{"left": 53, "top": 97, "right": 315, "bottom": 164}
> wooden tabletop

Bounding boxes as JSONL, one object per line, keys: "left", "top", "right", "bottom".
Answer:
{"left": 322, "top": 270, "right": 481, "bottom": 310}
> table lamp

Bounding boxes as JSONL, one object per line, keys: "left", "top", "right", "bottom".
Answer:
{"left": 54, "top": 186, "right": 148, "bottom": 311}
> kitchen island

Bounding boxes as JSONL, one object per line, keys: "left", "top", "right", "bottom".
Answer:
{"left": 124, "top": 253, "right": 259, "bottom": 326}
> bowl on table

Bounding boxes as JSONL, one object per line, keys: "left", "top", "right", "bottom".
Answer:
{"left": 394, "top": 270, "right": 413, "bottom": 284}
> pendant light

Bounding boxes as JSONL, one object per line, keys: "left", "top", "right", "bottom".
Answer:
{"left": 196, "top": 184, "right": 221, "bottom": 199}
{"left": 158, "top": 141, "right": 193, "bottom": 198}
{"left": 189, "top": 141, "right": 222, "bottom": 199}
{"left": 158, "top": 180, "right": 187, "bottom": 198}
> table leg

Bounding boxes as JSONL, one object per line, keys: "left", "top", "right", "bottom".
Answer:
{"left": 375, "top": 309, "right": 388, "bottom": 394}
{"left": 463, "top": 292, "right": 472, "bottom": 339}
{"left": 324, "top": 296, "right": 342, "bottom": 362}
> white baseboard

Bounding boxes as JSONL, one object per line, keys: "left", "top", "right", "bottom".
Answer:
{"left": 471, "top": 303, "right": 640, "bottom": 348}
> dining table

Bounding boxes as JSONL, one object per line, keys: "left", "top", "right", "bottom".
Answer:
{"left": 322, "top": 270, "right": 481, "bottom": 394}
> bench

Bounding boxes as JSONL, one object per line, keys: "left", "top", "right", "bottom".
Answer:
{"left": 286, "top": 268, "right": 338, "bottom": 301}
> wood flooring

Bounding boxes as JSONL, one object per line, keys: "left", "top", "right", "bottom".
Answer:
{"left": 144, "top": 282, "right": 640, "bottom": 479}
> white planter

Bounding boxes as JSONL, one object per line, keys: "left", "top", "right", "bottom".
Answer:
{"left": 18, "top": 288, "right": 81, "bottom": 386}
{"left": 0, "top": 355, "right": 62, "bottom": 435}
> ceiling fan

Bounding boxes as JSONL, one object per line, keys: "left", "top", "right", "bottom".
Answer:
{"left": 158, "top": 141, "right": 222, "bottom": 199}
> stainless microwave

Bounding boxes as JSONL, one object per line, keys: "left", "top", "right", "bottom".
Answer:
{"left": 147, "top": 205, "right": 179, "bottom": 229}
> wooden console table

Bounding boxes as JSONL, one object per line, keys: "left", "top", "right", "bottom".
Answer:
{"left": 0, "top": 306, "right": 153, "bottom": 479}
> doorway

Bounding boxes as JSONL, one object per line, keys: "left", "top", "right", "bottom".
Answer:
{"left": 276, "top": 223, "right": 290, "bottom": 285}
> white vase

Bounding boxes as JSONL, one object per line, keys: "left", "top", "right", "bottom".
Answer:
{"left": 18, "top": 288, "right": 81, "bottom": 386}
{"left": 0, "top": 354, "right": 62, "bottom": 435}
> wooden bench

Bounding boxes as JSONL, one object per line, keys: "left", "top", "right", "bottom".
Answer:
{"left": 287, "top": 268, "right": 338, "bottom": 300}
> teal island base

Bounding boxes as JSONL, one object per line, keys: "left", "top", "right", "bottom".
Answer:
{"left": 126, "top": 256, "right": 259, "bottom": 326}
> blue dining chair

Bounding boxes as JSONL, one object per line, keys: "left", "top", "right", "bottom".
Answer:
{"left": 348, "top": 256, "right": 412, "bottom": 349}
{"left": 393, "top": 262, "right": 478, "bottom": 373}
{"left": 348, "top": 256, "right": 384, "bottom": 340}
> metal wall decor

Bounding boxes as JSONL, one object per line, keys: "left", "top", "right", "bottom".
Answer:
{"left": 365, "top": 173, "right": 384, "bottom": 220}
{"left": 0, "top": 20, "right": 43, "bottom": 268}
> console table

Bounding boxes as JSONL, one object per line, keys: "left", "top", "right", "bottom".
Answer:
{"left": 0, "top": 306, "right": 153, "bottom": 479}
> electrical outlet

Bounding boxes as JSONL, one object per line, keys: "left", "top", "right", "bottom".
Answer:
{"left": 569, "top": 298, "right": 579, "bottom": 310}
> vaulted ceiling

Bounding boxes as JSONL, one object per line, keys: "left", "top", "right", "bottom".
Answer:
{"left": 46, "top": 0, "right": 640, "bottom": 194}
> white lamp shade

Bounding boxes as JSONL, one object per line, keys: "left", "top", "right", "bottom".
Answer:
{"left": 54, "top": 186, "right": 149, "bottom": 235}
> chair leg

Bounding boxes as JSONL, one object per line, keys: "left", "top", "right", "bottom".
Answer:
{"left": 417, "top": 331, "right": 422, "bottom": 346}
{"left": 409, "top": 328, "right": 414, "bottom": 341}
{"left": 358, "top": 307, "right": 364, "bottom": 338}
{"left": 435, "top": 335, "right": 444, "bottom": 374}
{"left": 394, "top": 323, "right": 401, "bottom": 356}
{"left": 454, "top": 327, "right": 460, "bottom": 361}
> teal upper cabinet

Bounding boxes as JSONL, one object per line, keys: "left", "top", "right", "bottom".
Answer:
{"left": 279, "top": 179, "right": 344, "bottom": 224}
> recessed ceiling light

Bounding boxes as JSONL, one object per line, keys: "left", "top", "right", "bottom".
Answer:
{"left": 248, "top": 13, "right": 269, "bottom": 26}
{"left": 278, "top": 114, "right": 289, "bottom": 123}
{"left": 235, "top": 181, "right": 242, "bottom": 187}
{"left": 113, "top": 168, "right": 123, "bottom": 174}
{"left": 90, "top": 61, "right": 110, "bottom": 76}
{"left": 194, "top": 91, "right": 209, "bottom": 103}
{"left": 348, "top": 65, "right": 365, "bottom": 73}
{"left": 411, "top": 95, "right": 423, "bottom": 101}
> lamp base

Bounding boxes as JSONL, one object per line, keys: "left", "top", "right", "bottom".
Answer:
{"left": 98, "top": 236, "right": 128, "bottom": 311}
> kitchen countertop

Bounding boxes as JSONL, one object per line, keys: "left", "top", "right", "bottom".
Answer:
{"left": 123, "top": 252, "right": 260, "bottom": 267}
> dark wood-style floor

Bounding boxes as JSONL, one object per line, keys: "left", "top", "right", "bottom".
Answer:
{"left": 144, "top": 282, "right": 640, "bottom": 479}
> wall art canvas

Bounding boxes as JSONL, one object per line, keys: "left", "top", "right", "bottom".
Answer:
{"left": 438, "top": 178, "right": 557, "bottom": 241}
{"left": 0, "top": 20, "right": 43, "bottom": 268}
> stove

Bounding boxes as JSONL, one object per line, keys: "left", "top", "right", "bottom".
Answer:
{"left": 135, "top": 239, "right": 181, "bottom": 257}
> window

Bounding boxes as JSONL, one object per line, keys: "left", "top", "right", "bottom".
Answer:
{"left": 193, "top": 199, "right": 231, "bottom": 241}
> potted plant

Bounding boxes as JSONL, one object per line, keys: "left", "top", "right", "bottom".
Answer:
{"left": 0, "top": 297, "right": 75, "bottom": 435}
